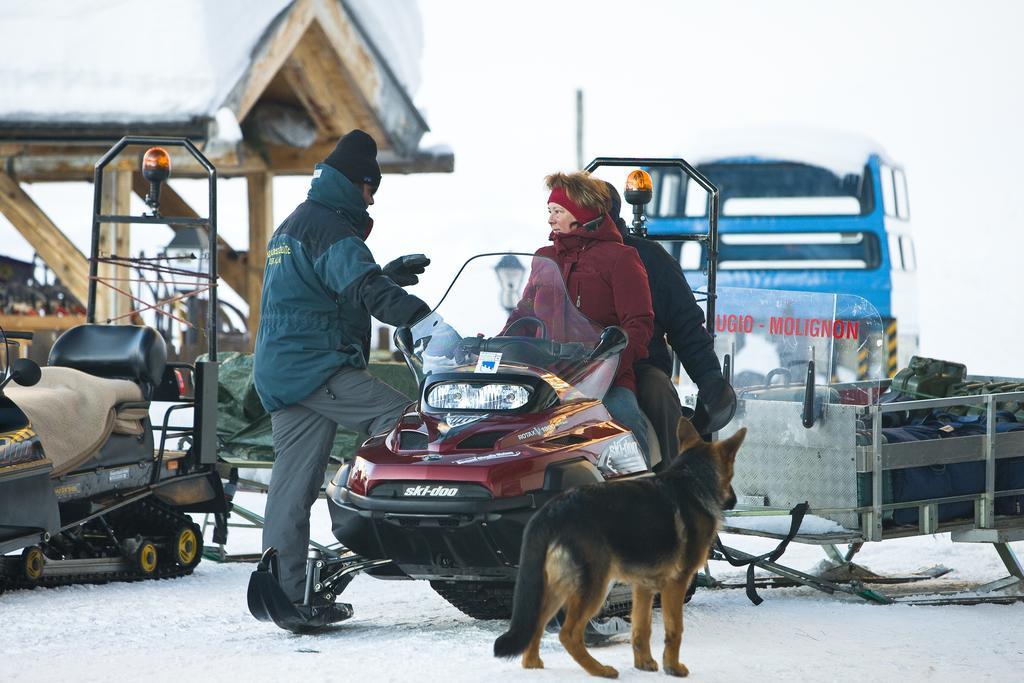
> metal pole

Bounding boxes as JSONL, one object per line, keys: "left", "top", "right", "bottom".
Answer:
{"left": 88, "top": 168, "right": 102, "bottom": 322}
{"left": 994, "top": 542, "right": 1024, "bottom": 581}
{"left": 207, "top": 162, "right": 218, "bottom": 360}
{"left": 871, "top": 404, "right": 883, "bottom": 541}
{"left": 87, "top": 136, "right": 132, "bottom": 322}
{"left": 706, "top": 187, "right": 719, "bottom": 336}
{"left": 981, "top": 394, "right": 995, "bottom": 527}
{"left": 575, "top": 89, "right": 584, "bottom": 170}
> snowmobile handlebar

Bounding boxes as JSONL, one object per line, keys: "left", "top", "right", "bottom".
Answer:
{"left": 453, "top": 325, "right": 626, "bottom": 370}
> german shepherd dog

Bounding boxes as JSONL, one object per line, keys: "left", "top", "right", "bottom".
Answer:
{"left": 493, "top": 419, "right": 745, "bottom": 678}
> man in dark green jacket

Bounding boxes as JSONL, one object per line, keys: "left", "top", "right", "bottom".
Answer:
{"left": 253, "top": 130, "right": 446, "bottom": 630}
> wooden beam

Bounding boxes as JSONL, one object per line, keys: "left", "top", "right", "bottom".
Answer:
{"left": 310, "top": 0, "right": 382, "bottom": 116}
{"left": 279, "top": 58, "right": 335, "bottom": 136}
{"left": 0, "top": 313, "right": 87, "bottom": 333}
{"left": 98, "top": 170, "right": 132, "bottom": 322}
{"left": 279, "top": 20, "right": 385, "bottom": 141}
{"left": 0, "top": 172, "right": 89, "bottom": 305}
{"left": 246, "top": 173, "right": 274, "bottom": 349}
{"left": 0, "top": 144, "right": 136, "bottom": 182}
{"left": 265, "top": 142, "right": 455, "bottom": 175}
{"left": 312, "top": 0, "right": 429, "bottom": 156}
{"left": 1, "top": 143, "right": 268, "bottom": 181}
{"left": 234, "top": 0, "right": 317, "bottom": 122}
{"left": 129, "top": 174, "right": 248, "bottom": 296}
{"left": 0, "top": 138, "right": 451, "bottom": 180}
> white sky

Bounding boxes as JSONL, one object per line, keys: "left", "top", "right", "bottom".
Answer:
{"left": 3, "top": 0, "right": 1023, "bottom": 375}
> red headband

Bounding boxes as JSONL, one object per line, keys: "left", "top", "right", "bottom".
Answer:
{"left": 548, "top": 187, "right": 602, "bottom": 226}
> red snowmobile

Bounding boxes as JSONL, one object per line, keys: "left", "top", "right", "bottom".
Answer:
{"left": 334, "top": 251, "right": 654, "bottom": 617}
{"left": 248, "top": 251, "right": 652, "bottom": 630}
{"left": 248, "top": 159, "right": 722, "bottom": 632}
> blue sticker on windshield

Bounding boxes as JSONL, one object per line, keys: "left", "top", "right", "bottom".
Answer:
{"left": 475, "top": 351, "right": 501, "bottom": 374}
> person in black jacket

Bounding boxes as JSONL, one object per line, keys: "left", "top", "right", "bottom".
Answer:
{"left": 604, "top": 182, "right": 735, "bottom": 467}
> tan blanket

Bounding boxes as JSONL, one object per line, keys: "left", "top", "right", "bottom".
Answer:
{"left": 7, "top": 367, "right": 145, "bottom": 477}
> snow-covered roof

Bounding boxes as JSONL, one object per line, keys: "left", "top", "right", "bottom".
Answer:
{"left": 0, "top": 0, "right": 424, "bottom": 126}
{"left": 684, "top": 126, "right": 893, "bottom": 178}
{"left": 346, "top": 0, "right": 422, "bottom": 96}
{"left": 0, "top": 0, "right": 284, "bottom": 125}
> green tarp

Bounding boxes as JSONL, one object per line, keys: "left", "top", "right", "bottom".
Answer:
{"left": 211, "top": 352, "right": 417, "bottom": 463}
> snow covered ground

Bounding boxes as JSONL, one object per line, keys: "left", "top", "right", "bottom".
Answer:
{"left": 4, "top": 492, "right": 1022, "bottom": 682}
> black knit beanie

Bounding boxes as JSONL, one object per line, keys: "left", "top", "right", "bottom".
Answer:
{"left": 324, "top": 129, "right": 382, "bottom": 192}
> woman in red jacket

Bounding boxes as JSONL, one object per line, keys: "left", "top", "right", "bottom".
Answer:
{"left": 511, "top": 171, "right": 655, "bottom": 460}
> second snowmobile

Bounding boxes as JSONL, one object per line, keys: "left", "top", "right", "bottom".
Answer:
{"left": 0, "top": 137, "right": 227, "bottom": 593}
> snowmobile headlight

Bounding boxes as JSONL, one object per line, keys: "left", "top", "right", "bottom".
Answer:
{"left": 596, "top": 433, "right": 647, "bottom": 476}
{"left": 427, "top": 382, "right": 531, "bottom": 411}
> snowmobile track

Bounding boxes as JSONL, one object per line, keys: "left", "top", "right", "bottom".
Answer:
{"left": 1, "top": 497, "right": 202, "bottom": 594}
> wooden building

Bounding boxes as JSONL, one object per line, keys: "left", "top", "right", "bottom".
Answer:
{"left": 0, "top": 0, "right": 453, "bottom": 349}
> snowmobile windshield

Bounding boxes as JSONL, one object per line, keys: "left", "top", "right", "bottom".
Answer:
{"left": 676, "top": 285, "right": 887, "bottom": 411}
{"left": 407, "top": 253, "right": 620, "bottom": 401}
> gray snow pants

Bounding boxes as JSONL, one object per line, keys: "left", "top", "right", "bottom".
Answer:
{"left": 262, "top": 367, "right": 413, "bottom": 602}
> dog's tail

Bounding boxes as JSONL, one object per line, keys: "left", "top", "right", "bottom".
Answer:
{"left": 493, "top": 518, "right": 553, "bottom": 659}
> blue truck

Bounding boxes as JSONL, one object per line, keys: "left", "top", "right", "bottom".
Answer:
{"left": 645, "top": 130, "right": 918, "bottom": 375}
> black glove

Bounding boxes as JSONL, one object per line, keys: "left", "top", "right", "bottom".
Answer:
{"left": 383, "top": 253, "right": 430, "bottom": 287}
{"left": 693, "top": 375, "right": 737, "bottom": 434}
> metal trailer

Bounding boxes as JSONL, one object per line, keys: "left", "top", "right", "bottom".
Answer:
{"left": 580, "top": 158, "right": 1022, "bottom": 606}
{"left": 712, "top": 375, "right": 1024, "bottom": 605}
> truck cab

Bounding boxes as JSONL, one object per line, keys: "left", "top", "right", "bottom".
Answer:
{"left": 646, "top": 131, "right": 919, "bottom": 375}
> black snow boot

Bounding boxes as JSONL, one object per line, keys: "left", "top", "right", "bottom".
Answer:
{"left": 247, "top": 549, "right": 354, "bottom": 634}
{"left": 284, "top": 600, "right": 354, "bottom": 634}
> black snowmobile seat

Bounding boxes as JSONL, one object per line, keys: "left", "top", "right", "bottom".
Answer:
{"left": 48, "top": 324, "right": 167, "bottom": 398}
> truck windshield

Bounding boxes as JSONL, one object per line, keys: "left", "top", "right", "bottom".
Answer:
{"left": 676, "top": 232, "right": 882, "bottom": 271}
{"left": 651, "top": 161, "right": 873, "bottom": 218}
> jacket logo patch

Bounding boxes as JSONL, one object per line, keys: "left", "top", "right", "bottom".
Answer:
{"left": 266, "top": 244, "right": 292, "bottom": 265}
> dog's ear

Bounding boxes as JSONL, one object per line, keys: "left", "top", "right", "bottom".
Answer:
{"left": 716, "top": 427, "right": 747, "bottom": 463}
{"left": 676, "top": 417, "right": 704, "bottom": 453}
